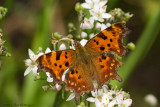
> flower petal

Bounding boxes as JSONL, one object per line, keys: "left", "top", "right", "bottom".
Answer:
{"left": 102, "top": 13, "right": 111, "bottom": 19}
{"left": 102, "top": 93, "right": 109, "bottom": 105}
{"left": 59, "top": 44, "right": 66, "bottom": 50}
{"left": 123, "top": 99, "right": 132, "bottom": 107}
{"left": 108, "top": 100, "right": 116, "bottom": 107}
{"left": 89, "top": 33, "right": 95, "bottom": 39}
{"left": 46, "top": 72, "right": 53, "bottom": 82}
{"left": 99, "top": 1, "right": 107, "bottom": 7}
{"left": 66, "top": 93, "right": 75, "bottom": 101}
{"left": 56, "top": 84, "right": 62, "bottom": 91}
{"left": 81, "top": 3, "right": 91, "bottom": 9}
{"left": 80, "top": 39, "right": 88, "bottom": 46}
{"left": 95, "top": 98, "right": 103, "bottom": 107}
{"left": 86, "top": 97, "right": 95, "bottom": 102}
{"left": 45, "top": 48, "right": 51, "bottom": 53}
{"left": 62, "top": 68, "right": 69, "bottom": 81}
{"left": 28, "top": 49, "right": 36, "bottom": 61}
{"left": 24, "top": 67, "right": 32, "bottom": 76}
{"left": 25, "top": 59, "right": 32, "bottom": 66}
{"left": 81, "top": 32, "right": 88, "bottom": 38}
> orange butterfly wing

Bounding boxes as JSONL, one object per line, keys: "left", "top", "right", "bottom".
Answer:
{"left": 65, "top": 65, "right": 94, "bottom": 101}
{"left": 85, "top": 23, "right": 129, "bottom": 56}
{"left": 91, "top": 53, "right": 122, "bottom": 87}
{"left": 36, "top": 49, "right": 75, "bottom": 84}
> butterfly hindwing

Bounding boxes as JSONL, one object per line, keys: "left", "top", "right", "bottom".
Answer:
{"left": 92, "top": 53, "right": 122, "bottom": 87}
{"left": 85, "top": 23, "right": 129, "bottom": 56}
{"left": 36, "top": 49, "right": 75, "bottom": 84}
{"left": 65, "top": 65, "right": 94, "bottom": 101}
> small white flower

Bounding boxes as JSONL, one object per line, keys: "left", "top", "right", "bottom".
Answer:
{"left": 108, "top": 100, "right": 116, "bottom": 107}
{"left": 144, "top": 94, "right": 158, "bottom": 106}
{"left": 81, "top": 0, "right": 93, "bottom": 9}
{"left": 96, "top": 22, "right": 102, "bottom": 29}
{"left": 101, "top": 23, "right": 111, "bottom": 31}
{"left": 123, "top": 99, "right": 132, "bottom": 107}
{"left": 24, "top": 49, "right": 42, "bottom": 76}
{"left": 81, "top": 0, "right": 107, "bottom": 9}
{"left": 80, "top": 39, "right": 88, "bottom": 46}
{"left": 96, "top": 23, "right": 111, "bottom": 31}
{"left": 69, "top": 44, "right": 75, "bottom": 50}
{"left": 87, "top": 85, "right": 132, "bottom": 107}
{"left": 46, "top": 72, "right": 53, "bottom": 82}
{"left": 59, "top": 44, "right": 66, "bottom": 50}
{"left": 81, "top": 32, "right": 88, "bottom": 38}
{"left": 66, "top": 93, "right": 75, "bottom": 101}
{"left": 56, "top": 84, "right": 62, "bottom": 91}
{"left": 80, "top": 17, "right": 94, "bottom": 29}
{"left": 90, "top": 5, "right": 111, "bottom": 22}
{"left": 86, "top": 97, "right": 95, "bottom": 102}
{"left": 102, "top": 93, "right": 109, "bottom": 105}
{"left": 45, "top": 47, "right": 51, "bottom": 53}
{"left": 95, "top": 98, "right": 103, "bottom": 107}
{"left": 89, "top": 33, "right": 95, "bottom": 39}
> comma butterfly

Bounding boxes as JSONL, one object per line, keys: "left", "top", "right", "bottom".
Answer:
{"left": 36, "top": 23, "right": 130, "bottom": 101}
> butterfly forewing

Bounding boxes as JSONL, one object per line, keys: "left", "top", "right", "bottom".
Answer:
{"left": 85, "top": 23, "right": 129, "bottom": 56}
{"left": 36, "top": 49, "right": 76, "bottom": 84}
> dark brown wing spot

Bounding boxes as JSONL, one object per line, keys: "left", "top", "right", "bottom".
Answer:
{"left": 100, "top": 47, "right": 105, "bottom": 51}
{"left": 112, "top": 32, "right": 115, "bottom": 35}
{"left": 110, "top": 39, "right": 113, "bottom": 42}
{"left": 107, "top": 44, "right": 111, "bottom": 47}
{"left": 106, "top": 26, "right": 112, "bottom": 31}
{"left": 65, "top": 62, "right": 69, "bottom": 67}
{"left": 97, "top": 32, "right": 108, "bottom": 40}
{"left": 59, "top": 65, "right": 62, "bottom": 68}
{"left": 78, "top": 75, "right": 81, "bottom": 79}
{"left": 56, "top": 51, "right": 62, "bottom": 60}
{"left": 102, "top": 55, "right": 106, "bottom": 59}
{"left": 76, "top": 70, "right": 78, "bottom": 74}
{"left": 101, "top": 65, "right": 104, "bottom": 68}
{"left": 65, "top": 55, "right": 68, "bottom": 59}
{"left": 94, "top": 39, "right": 96, "bottom": 42}
{"left": 71, "top": 70, "right": 74, "bottom": 75}
{"left": 54, "top": 63, "right": 57, "bottom": 66}
{"left": 96, "top": 41, "right": 99, "bottom": 45}
{"left": 99, "top": 58, "right": 102, "bottom": 62}
{"left": 46, "top": 52, "right": 52, "bottom": 59}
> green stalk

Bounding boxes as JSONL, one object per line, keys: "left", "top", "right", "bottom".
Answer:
{"left": 22, "top": 0, "right": 57, "bottom": 105}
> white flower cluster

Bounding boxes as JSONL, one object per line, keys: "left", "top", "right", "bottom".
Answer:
{"left": 86, "top": 85, "right": 132, "bottom": 107}
{"left": 80, "top": 0, "right": 111, "bottom": 39}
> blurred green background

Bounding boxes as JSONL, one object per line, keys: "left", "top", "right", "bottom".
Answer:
{"left": 0, "top": 0, "right": 160, "bottom": 107}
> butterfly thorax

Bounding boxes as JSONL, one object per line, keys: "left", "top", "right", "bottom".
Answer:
{"left": 74, "top": 41, "right": 96, "bottom": 78}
